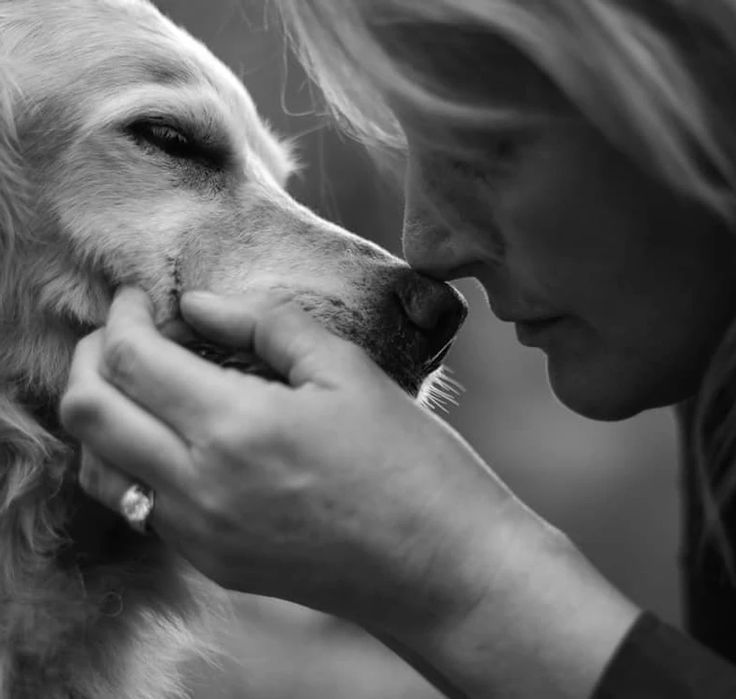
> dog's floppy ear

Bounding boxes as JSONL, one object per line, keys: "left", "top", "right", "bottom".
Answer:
{"left": 0, "top": 61, "right": 30, "bottom": 275}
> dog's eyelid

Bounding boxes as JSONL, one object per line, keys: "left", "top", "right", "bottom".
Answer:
{"left": 127, "top": 117, "right": 196, "bottom": 145}
{"left": 148, "top": 123, "right": 187, "bottom": 142}
{"left": 125, "top": 118, "right": 229, "bottom": 168}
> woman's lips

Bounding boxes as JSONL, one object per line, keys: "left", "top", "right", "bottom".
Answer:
{"left": 514, "top": 316, "right": 568, "bottom": 347}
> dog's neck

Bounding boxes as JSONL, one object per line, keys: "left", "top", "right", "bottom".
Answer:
{"left": 21, "top": 387, "right": 67, "bottom": 443}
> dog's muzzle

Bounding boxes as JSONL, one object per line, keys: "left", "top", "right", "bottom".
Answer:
{"left": 181, "top": 273, "right": 468, "bottom": 396}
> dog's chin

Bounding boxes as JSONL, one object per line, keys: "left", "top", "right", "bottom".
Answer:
{"left": 379, "top": 340, "right": 455, "bottom": 400}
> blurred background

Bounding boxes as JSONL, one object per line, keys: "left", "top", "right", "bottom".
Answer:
{"left": 153, "top": 1, "right": 682, "bottom": 696}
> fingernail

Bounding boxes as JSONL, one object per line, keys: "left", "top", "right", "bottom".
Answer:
{"left": 184, "top": 290, "right": 218, "bottom": 300}
{"left": 159, "top": 319, "right": 195, "bottom": 343}
{"left": 183, "top": 290, "right": 219, "bottom": 305}
{"left": 113, "top": 285, "right": 143, "bottom": 300}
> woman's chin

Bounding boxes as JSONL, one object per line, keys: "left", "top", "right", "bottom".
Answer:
{"left": 553, "top": 390, "right": 645, "bottom": 422}
{"left": 545, "top": 360, "right": 683, "bottom": 422}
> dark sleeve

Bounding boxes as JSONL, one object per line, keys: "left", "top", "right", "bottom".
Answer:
{"left": 592, "top": 612, "right": 736, "bottom": 698}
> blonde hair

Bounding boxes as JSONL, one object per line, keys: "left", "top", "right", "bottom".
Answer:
{"left": 274, "top": 0, "right": 736, "bottom": 577}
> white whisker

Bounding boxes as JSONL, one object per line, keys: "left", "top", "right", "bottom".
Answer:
{"left": 418, "top": 366, "right": 465, "bottom": 412}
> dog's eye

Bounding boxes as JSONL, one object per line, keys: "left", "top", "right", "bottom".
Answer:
{"left": 146, "top": 124, "right": 189, "bottom": 149}
{"left": 126, "top": 120, "right": 230, "bottom": 171}
{"left": 127, "top": 121, "right": 197, "bottom": 159}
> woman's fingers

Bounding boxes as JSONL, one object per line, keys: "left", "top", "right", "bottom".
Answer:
{"left": 97, "top": 287, "right": 261, "bottom": 437}
{"left": 78, "top": 448, "right": 136, "bottom": 511}
{"left": 179, "top": 289, "right": 294, "bottom": 347}
{"left": 60, "top": 328, "right": 195, "bottom": 493}
{"left": 181, "top": 289, "right": 370, "bottom": 388}
{"left": 78, "top": 450, "right": 177, "bottom": 535}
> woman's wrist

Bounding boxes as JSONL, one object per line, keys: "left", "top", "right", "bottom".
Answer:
{"left": 381, "top": 498, "right": 641, "bottom": 699}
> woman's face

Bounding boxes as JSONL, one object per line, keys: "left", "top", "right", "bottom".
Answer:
{"left": 401, "top": 116, "right": 736, "bottom": 420}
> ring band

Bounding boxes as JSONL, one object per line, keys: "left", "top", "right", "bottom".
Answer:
{"left": 120, "top": 483, "right": 155, "bottom": 534}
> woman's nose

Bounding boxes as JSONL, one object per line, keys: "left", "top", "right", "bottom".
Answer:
{"left": 402, "top": 215, "right": 476, "bottom": 282}
{"left": 403, "top": 148, "right": 497, "bottom": 282}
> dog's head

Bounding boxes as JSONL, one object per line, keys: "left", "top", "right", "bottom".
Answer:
{"left": 0, "top": 4, "right": 467, "bottom": 692}
{"left": 0, "top": 0, "right": 467, "bottom": 409}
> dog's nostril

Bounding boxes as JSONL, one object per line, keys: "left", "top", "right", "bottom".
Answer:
{"left": 395, "top": 273, "right": 468, "bottom": 360}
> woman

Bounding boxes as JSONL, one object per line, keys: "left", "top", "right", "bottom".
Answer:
{"left": 61, "top": 1, "right": 736, "bottom": 696}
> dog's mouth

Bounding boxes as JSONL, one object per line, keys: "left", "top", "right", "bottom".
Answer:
{"left": 182, "top": 339, "right": 286, "bottom": 382}
{"left": 425, "top": 340, "right": 453, "bottom": 376}
{"left": 181, "top": 337, "right": 443, "bottom": 397}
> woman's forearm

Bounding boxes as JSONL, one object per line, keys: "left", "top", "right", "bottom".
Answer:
{"left": 381, "top": 507, "right": 640, "bottom": 699}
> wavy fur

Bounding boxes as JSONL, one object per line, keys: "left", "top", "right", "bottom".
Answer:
{"left": 0, "top": 2, "right": 239, "bottom": 696}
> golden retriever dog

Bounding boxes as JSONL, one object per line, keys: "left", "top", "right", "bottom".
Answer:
{"left": 0, "top": 0, "right": 467, "bottom": 697}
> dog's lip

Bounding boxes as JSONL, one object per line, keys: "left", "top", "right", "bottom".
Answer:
{"left": 165, "top": 313, "right": 438, "bottom": 395}
{"left": 183, "top": 338, "right": 286, "bottom": 382}
{"left": 423, "top": 340, "right": 454, "bottom": 375}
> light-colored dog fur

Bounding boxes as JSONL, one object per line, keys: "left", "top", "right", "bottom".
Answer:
{"left": 0, "top": 1, "right": 464, "bottom": 697}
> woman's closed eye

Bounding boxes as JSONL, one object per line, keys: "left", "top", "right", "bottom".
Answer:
{"left": 488, "top": 135, "right": 522, "bottom": 163}
{"left": 449, "top": 134, "right": 527, "bottom": 181}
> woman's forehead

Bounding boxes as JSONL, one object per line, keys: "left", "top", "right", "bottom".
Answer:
{"left": 371, "top": 20, "right": 570, "bottom": 114}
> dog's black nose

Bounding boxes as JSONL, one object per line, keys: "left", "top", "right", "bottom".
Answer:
{"left": 395, "top": 272, "right": 468, "bottom": 365}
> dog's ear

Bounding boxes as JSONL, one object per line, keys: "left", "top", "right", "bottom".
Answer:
{"left": 0, "top": 61, "right": 30, "bottom": 274}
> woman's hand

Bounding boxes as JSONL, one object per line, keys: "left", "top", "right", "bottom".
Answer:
{"left": 60, "top": 287, "right": 641, "bottom": 698}
{"left": 60, "top": 287, "right": 515, "bottom": 632}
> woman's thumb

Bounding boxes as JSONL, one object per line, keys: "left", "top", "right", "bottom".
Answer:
{"left": 180, "top": 290, "right": 360, "bottom": 386}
